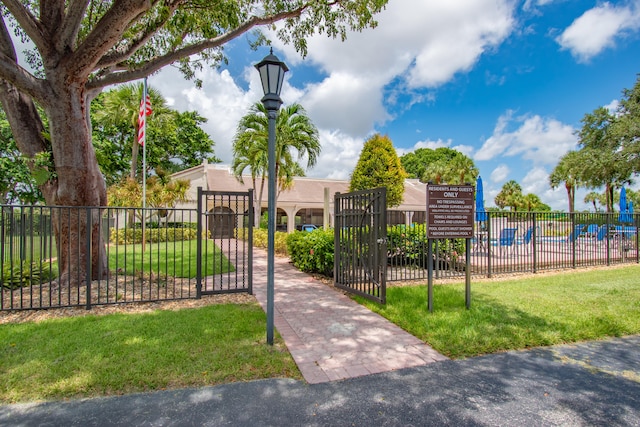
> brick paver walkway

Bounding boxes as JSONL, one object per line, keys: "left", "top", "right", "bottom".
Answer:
{"left": 251, "top": 248, "right": 447, "bottom": 384}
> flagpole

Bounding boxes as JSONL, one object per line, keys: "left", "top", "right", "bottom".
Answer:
{"left": 142, "top": 77, "right": 147, "bottom": 213}
{"left": 142, "top": 77, "right": 148, "bottom": 252}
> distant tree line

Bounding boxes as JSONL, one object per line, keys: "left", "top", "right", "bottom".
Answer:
{"left": 550, "top": 75, "right": 640, "bottom": 213}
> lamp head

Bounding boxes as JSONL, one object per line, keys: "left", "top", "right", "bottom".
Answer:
{"left": 255, "top": 48, "right": 289, "bottom": 98}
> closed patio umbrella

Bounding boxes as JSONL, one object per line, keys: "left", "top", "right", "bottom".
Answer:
{"left": 619, "top": 187, "right": 630, "bottom": 223}
{"left": 475, "top": 176, "right": 488, "bottom": 222}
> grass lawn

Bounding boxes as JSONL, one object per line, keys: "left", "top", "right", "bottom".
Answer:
{"left": 107, "top": 239, "right": 233, "bottom": 278}
{"left": 0, "top": 303, "right": 300, "bottom": 404}
{"left": 355, "top": 264, "right": 640, "bottom": 359}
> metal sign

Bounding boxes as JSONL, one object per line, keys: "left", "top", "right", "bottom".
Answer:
{"left": 426, "top": 184, "right": 475, "bottom": 239}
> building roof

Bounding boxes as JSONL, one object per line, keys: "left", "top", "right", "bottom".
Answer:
{"left": 174, "top": 162, "right": 427, "bottom": 211}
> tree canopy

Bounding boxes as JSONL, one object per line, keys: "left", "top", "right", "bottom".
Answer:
{"left": 0, "top": 0, "right": 388, "bottom": 284}
{"left": 92, "top": 83, "right": 219, "bottom": 186}
{"left": 350, "top": 134, "right": 407, "bottom": 207}
{"left": 494, "top": 180, "right": 523, "bottom": 211}
{"left": 400, "top": 147, "right": 478, "bottom": 184}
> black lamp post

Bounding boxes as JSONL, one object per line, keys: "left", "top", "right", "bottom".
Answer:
{"left": 255, "top": 49, "right": 288, "bottom": 345}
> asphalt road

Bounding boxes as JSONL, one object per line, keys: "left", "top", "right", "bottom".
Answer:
{"left": 2, "top": 335, "right": 639, "bottom": 426}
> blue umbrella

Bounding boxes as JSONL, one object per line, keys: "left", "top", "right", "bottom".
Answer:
{"left": 619, "top": 187, "right": 630, "bottom": 223}
{"left": 475, "top": 176, "right": 488, "bottom": 222}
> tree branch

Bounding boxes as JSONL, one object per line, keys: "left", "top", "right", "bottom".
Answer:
{"left": 65, "top": 0, "right": 152, "bottom": 78}
{"left": 0, "top": 14, "right": 17, "bottom": 62}
{"left": 2, "top": 0, "right": 49, "bottom": 53}
{"left": 58, "top": 0, "right": 92, "bottom": 51}
{"left": 87, "top": 7, "right": 306, "bottom": 90}
{"left": 95, "top": 0, "right": 184, "bottom": 70}
{"left": 40, "top": 0, "right": 65, "bottom": 39}
{"left": 0, "top": 16, "right": 48, "bottom": 102}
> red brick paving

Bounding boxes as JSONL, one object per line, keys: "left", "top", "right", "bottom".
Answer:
{"left": 251, "top": 248, "right": 447, "bottom": 384}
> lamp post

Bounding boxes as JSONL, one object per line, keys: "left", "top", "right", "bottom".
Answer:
{"left": 255, "top": 49, "right": 288, "bottom": 345}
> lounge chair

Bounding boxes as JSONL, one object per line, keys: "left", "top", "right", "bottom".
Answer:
{"left": 585, "top": 224, "right": 598, "bottom": 238}
{"left": 567, "top": 224, "right": 584, "bottom": 244}
{"left": 521, "top": 226, "right": 535, "bottom": 255}
{"left": 498, "top": 227, "right": 518, "bottom": 256}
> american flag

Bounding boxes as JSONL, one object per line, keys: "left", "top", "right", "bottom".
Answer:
{"left": 137, "top": 94, "right": 152, "bottom": 146}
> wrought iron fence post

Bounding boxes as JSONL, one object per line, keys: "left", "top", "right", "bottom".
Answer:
{"left": 427, "top": 238, "right": 433, "bottom": 312}
{"left": 487, "top": 213, "right": 492, "bottom": 278}
{"left": 333, "top": 192, "right": 340, "bottom": 286}
{"left": 606, "top": 214, "right": 611, "bottom": 266}
{"left": 465, "top": 237, "right": 471, "bottom": 309}
{"left": 631, "top": 214, "right": 640, "bottom": 263}
{"left": 532, "top": 213, "right": 537, "bottom": 273}
{"left": 196, "top": 186, "right": 203, "bottom": 299}
{"left": 85, "top": 207, "right": 92, "bottom": 310}
{"left": 571, "top": 212, "right": 576, "bottom": 269}
{"left": 248, "top": 188, "right": 254, "bottom": 295}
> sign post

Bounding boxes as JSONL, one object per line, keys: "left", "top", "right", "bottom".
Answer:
{"left": 426, "top": 184, "right": 475, "bottom": 311}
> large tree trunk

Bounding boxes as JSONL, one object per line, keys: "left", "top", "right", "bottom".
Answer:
{"left": 46, "top": 82, "right": 109, "bottom": 286}
{"left": 1, "top": 78, "right": 109, "bottom": 287}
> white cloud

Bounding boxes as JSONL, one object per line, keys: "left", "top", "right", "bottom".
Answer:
{"left": 397, "top": 138, "right": 475, "bottom": 158}
{"left": 302, "top": 72, "right": 389, "bottom": 136}
{"left": 490, "top": 164, "right": 510, "bottom": 183}
{"left": 306, "top": 130, "right": 365, "bottom": 180}
{"left": 273, "top": 0, "right": 516, "bottom": 139}
{"left": 144, "top": 0, "right": 519, "bottom": 183}
{"left": 475, "top": 111, "right": 578, "bottom": 164}
{"left": 151, "top": 66, "right": 261, "bottom": 164}
{"left": 605, "top": 99, "right": 620, "bottom": 114}
{"left": 556, "top": 2, "right": 640, "bottom": 62}
{"left": 523, "top": 0, "right": 556, "bottom": 11}
{"left": 521, "top": 166, "right": 549, "bottom": 195}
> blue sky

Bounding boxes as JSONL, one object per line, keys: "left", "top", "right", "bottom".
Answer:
{"left": 152, "top": 0, "right": 640, "bottom": 211}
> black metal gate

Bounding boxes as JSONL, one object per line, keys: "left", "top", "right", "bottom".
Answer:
{"left": 334, "top": 187, "right": 387, "bottom": 304}
{"left": 196, "top": 187, "right": 253, "bottom": 296}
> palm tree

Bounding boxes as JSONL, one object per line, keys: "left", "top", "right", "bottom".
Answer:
{"left": 422, "top": 159, "right": 449, "bottom": 184}
{"left": 522, "top": 193, "right": 546, "bottom": 211}
{"left": 583, "top": 191, "right": 602, "bottom": 212}
{"left": 449, "top": 155, "right": 479, "bottom": 185}
{"left": 232, "top": 102, "right": 320, "bottom": 226}
{"left": 495, "top": 180, "right": 524, "bottom": 211}
{"left": 549, "top": 150, "right": 583, "bottom": 213}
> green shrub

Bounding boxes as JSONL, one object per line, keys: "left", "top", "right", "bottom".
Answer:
{"left": 110, "top": 227, "right": 199, "bottom": 245}
{"left": 387, "top": 224, "right": 428, "bottom": 266}
{"left": 386, "top": 224, "right": 466, "bottom": 268}
{"left": 286, "top": 228, "right": 334, "bottom": 276}
{"left": 251, "top": 229, "right": 289, "bottom": 255}
{"left": 2, "top": 261, "right": 55, "bottom": 289}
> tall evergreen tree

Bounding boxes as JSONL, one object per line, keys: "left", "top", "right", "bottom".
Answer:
{"left": 350, "top": 134, "right": 407, "bottom": 207}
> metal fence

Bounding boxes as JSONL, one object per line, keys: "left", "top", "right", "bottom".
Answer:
{"left": 386, "top": 210, "right": 639, "bottom": 281}
{"left": 1, "top": 204, "right": 250, "bottom": 311}
{"left": 3, "top": 204, "right": 639, "bottom": 311}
